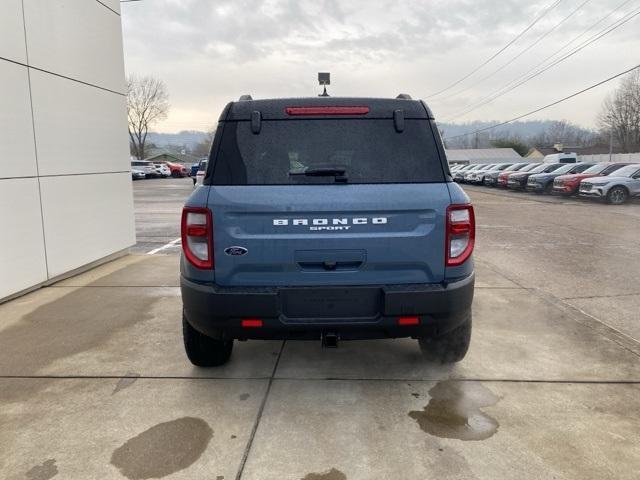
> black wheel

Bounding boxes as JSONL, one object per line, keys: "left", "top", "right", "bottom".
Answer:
{"left": 418, "top": 316, "right": 471, "bottom": 364}
{"left": 182, "top": 313, "right": 233, "bottom": 366}
{"left": 171, "top": 171, "right": 179, "bottom": 178}
{"left": 606, "top": 186, "right": 628, "bottom": 205}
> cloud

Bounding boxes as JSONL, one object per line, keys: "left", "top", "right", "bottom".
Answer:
{"left": 121, "top": 0, "right": 639, "bottom": 131}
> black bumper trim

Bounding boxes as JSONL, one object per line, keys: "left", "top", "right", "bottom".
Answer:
{"left": 181, "top": 274, "right": 474, "bottom": 340}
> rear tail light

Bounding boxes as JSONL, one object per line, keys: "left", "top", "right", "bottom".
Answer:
{"left": 181, "top": 207, "right": 213, "bottom": 269}
{"left": 446, "top": 204, "right": 475, "bottom": 267}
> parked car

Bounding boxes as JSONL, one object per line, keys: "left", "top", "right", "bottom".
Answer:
{"left": 130, "top": 160, "right": 156, "bottom": 178}
{"left": 552, "top": 163, "right": 632, "bottom": 196}
{"left": 497, "top": 162, "right": 538, "bottom": 187}
{"left": 465, "top": 164, "right": 496, "bottom": 184}
{"left": 526, "top": 162, "right": 596, "bottom": 194}
{"left": 165, "top": 161, "right": 189, "bottom": 177}
{"left": 579, "top": 164, "right": 640, "bottom": 204}
{"left": 455, "top": 164, "right": 483, "bottom": 183}
{"left": 475, "top": 163, "right": 513, "bottom": 185}
{"left": 154, "top": 163, "right": 171, "bottom": 178}
{"left": 194, "top": 160, "right": 207, "bottom": 187}
{"left": 180, "top": 95, "right": 475, "bottom": 366}
{"left": 508, "top": 163, "right": 563, "bottom": 190}
{"left": 131, "top": 168, "right": 146, "bottom": 180}
{"left": 191, "top": 158, "right": 208, "bottom": 177}
{"left": 542, "top": 152, "right": 577, "bottom": 163}
{"left": 484, "top": 162, "right": 528, "bottom": 187}
{"left": 451, "top": 164, "right": 475, "bottom": 182}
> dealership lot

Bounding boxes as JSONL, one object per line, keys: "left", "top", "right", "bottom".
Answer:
{"left": 1, "top": 179, "right": 639, "bottom": 479}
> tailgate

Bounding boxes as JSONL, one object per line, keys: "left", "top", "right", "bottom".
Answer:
{"left": 208, "top": 184, "right": 449, "bottom": 286}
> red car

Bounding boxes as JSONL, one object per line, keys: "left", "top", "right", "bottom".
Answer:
{"left": 497, "top": 163, "right": 538, "bottom": 187}
{"left": 165, "top": 161, "right": 189, "bottom": 178}
{"left": 552, "top": 163, "right": 631, "bottom": 195}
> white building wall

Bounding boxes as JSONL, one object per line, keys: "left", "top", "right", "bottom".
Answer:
{"left": 0, "top": 0, "right": 134, "bottom": 301}
{"left": 577, "top": 153, "right": 640, "bottom": 163}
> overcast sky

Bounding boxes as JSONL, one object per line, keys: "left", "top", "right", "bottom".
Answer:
{"left": 121, "top": 0, "right": 638, "bottom": 133}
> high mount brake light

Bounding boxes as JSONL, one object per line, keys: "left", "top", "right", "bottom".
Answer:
{"left": 181, "top": 207, "right": 213, "bottom": 269}
{"left": 285, "top": 106, "right": 369, "bottom": 116}
{"left": 446, "top": 204, "right": 475, "bottom": 267}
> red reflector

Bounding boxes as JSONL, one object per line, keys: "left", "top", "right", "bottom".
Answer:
{"left": 285, "top": 106, "right": 369, "bottom": 116}
{"left": 241, "top": 319, "right": 263, "bottom": 328}
{"left": 186, "top": 225, "right": 207, "bottom": 237}
{"left": 398, "top": 316, "right": 420, "bottom": 326}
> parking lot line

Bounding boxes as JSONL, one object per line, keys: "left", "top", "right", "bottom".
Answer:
{"left": 146, "top": 237, "right": 181, "bottom": 255}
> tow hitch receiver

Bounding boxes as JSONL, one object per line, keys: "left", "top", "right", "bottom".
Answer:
{"left": 322, "top": 332, "right": 339, "bottom": 348}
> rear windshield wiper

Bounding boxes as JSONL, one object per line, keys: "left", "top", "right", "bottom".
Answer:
{"left": 289, "top": 167, "right": 348, "bottom": 182}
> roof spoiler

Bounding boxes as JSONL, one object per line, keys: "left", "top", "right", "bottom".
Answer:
{"left": 238, "top": 94, "right": 253, "bottom": 101}
{"left": 396, "top": 94, "right": 412, "bottom": 100}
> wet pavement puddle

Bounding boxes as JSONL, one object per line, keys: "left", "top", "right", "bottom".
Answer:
{"left": 409, "top": 380, "right": 500, "bottom": 441}
{"left": 112, "top": 372, "right": 141, "bottom": 395}
{"left": 110, "top": 417, "right": 212, "bottom": 479}
{"left": 26, "top": 459, "right": 58, "bottom": 480}
{"left": 301, "top": 467, "right": 347, "bottom": 480}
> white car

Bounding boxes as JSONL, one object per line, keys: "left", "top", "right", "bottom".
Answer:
{"left": 131, "top": 168, "right": 146, "bottom": 180}
{"left": 579, "top": 164, "right": 640, "bottom": 204}
{"left": 194, "top": 160, "right": 207, "bottom": 187}
{"left": 131, "top": 160, "right": 155, "bottom": 178}
{"left": 154, "top": 163, "right": 171, "bottom": 178}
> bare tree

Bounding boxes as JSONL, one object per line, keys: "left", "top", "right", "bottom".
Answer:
{"left": 191, "top": 128, "right": 216, "bottom": 158}
{"left": 597, "top": 70, "right": 640, "bottom": 153}
{"left": 127, "top": 75, "right": 170, "bottom": 160}
{"left": 529, "top": 120, "right": 597, "bottom": 147}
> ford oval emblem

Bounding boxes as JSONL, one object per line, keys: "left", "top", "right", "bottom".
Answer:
{"left": 224, "top": 246, "right": 248, "bottom": 256}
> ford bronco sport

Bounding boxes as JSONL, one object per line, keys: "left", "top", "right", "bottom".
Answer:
{"left": 180, "top": 95, "right": 475, "bottom": 366}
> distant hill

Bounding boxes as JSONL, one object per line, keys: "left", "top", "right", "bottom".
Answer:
{"left": 146, "top": 131, "right": 208, "bottom": 150}
{"left": 148, "top": 120, "right": 598, "bottom": 152}
{"left": 437, "top": 120, "right": 551, "bottom": 140}
{"left": 436, "top": 119, "right": 598, "bottom": 149}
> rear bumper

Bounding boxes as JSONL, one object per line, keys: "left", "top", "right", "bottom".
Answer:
{"left": 181, "top": 274, "right": 474, "bottom": 340}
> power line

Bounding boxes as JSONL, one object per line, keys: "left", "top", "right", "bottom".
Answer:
{"left": 444, "top": 3, "right": 640, "bottom": 121}
{"left": 442, "top": 64, "right": 640, "bottom": 140}
{"left": 426, "top": 0, "right": 564, "bottom": 98}
{"left": 436, "top": 0, "right": 592, "bottom": 101}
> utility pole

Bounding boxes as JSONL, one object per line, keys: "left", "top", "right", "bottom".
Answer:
{"left": 474, "top": 132, "right": 479, "bottom": 149}
{"left": 609, "top": 128, "right": 613, "bottom": 162}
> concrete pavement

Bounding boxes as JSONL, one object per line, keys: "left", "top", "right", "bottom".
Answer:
{"left": 1, "top": 178, "right": 639, "bottom": 479}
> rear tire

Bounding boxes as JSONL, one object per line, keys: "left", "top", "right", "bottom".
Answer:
{"left": 183, "top": 313, "right": 233, "bottom": 366}
{"left": 418, "top": 316, "right": 471, "bottom": 364}
{"left": 606, "top": 186, "right": 628, "bottom": 205}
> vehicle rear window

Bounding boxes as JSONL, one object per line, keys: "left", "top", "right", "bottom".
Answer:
{"left": 209, "top": 119, "right": 445, "bottom": 185}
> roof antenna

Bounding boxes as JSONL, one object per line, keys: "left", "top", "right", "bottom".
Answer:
{"left": 318, "top": 72, "right": 330, "bottom": 97}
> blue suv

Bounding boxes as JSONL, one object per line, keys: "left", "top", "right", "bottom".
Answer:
{"left": 180, "top": 95, "right": 475, "bottom": 366}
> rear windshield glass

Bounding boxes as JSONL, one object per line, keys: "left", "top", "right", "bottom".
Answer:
{"left": 209, "top": 119, "right": 444, "bottom": 185}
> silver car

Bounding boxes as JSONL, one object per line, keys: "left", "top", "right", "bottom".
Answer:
{"left": 465, "top": 164, "right": 496, "bottom": 184}
{"left": 579, "top": 164, "right": 640, "bottom": 204}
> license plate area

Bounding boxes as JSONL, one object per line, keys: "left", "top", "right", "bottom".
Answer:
{"left": 280, "top": 287, "right": 381, "bottom": 319}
